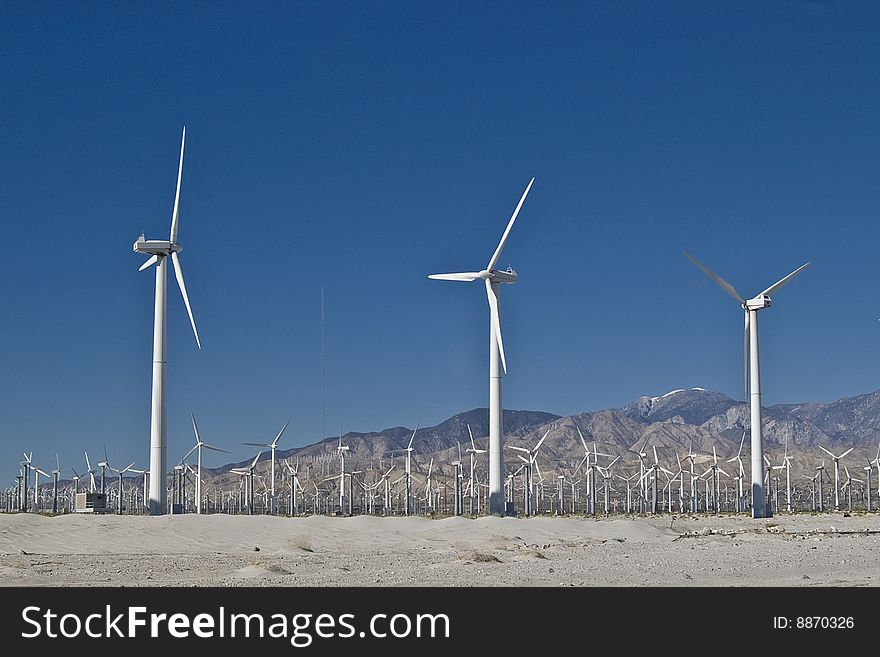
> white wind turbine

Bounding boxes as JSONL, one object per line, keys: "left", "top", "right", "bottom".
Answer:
{"left": 242, "top": 419, "right": 290, "bottom": 514}
{"left": 685, "top": 251, "right": 809, "bottom": 519}
{"left": 182, "top": 414, "right": 230, "bottom": 514}
{"left": 231, "top": 451, "right": 262, "bottom": 515}
{"left": 134, "top": 127, "right": 202, "bottom": 515}
{"left": 284, "top": 458, "right": 304, "bottom": 516}
{"left": 108, "top": 461, "right": 136, "bottom": 514}
{"left": 428, "top": 177, "right": 535, "bottom": 515}
{"left": 422, "top": 457, "right": 435, "bottom": 513}
{"left": 818, "top": 445, "right": 853, "bottom": 510}
{"left": 865, "top": 441, "right": 880, "bottom": 512}
{"left": 83, "top": 452, "right": 97, "bottom": 493}
{"left": 509, "top": 428, "right": 550, "bottom": 517}
{"left": 399, "top": 424, "right": 419, "bottom": 516}
{"left": 779, "top": 437, "right": 794, "bottom": 513}
{"left": 840, "top": 466, "right": 864, "bottom": 512}
{"left": 726, "top": 430, "right": 747, "bottom": 512}
{"left": 465, "top": 424, "right": 487, "bottom": 515}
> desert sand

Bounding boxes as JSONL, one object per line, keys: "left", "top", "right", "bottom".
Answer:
{"left": 1, "top": 512, "right": 878, "bottom": 587}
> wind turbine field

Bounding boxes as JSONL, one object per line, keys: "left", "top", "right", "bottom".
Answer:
{"left": 4, "top": 3, "right": 880, "bottom": 596}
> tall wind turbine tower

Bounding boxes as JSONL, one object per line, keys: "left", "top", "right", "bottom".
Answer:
{"left": 134, "top": 127, "right": 202, "bottom": 515}
{"left": 429, "top": 178, "right": 535, "bottom": 515}
{"left": 684, "top": 252, "right": 808, "bottom": 519}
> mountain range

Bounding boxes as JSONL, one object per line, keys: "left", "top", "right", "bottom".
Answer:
{"left": 204, "top": 387, "right": 880, "bottom": 488}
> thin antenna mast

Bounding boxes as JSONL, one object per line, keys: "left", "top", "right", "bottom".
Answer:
{"left": 321, "top": 285, "right": 326, "bottom": 442}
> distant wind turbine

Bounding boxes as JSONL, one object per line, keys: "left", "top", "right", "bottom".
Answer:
{"left": 243, "top": 419, "right": 290, "bottom": 514}
{"left": 428, "top": 178, "right": 535, "bottom": 514}
{"left": 134, "top": 127, "right": 202, "bottom": 515}
{"left": 183, "top": 414, "right": 230, "bottom": 514}
{"left": 684, "top": 251, "right": 809, "bottom": 519}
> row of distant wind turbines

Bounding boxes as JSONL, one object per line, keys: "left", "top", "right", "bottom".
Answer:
{"left": 8, "top": 419, "right": 879, "bottom": 518}
{"left": 123, "top": 128, "right": 813, "bottom": 519}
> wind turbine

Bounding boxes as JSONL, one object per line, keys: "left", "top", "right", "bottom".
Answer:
{"left": 83, "top": 452, "right": 97, "bottom": 493}
{"left": 423, "top": 457, "right": 435, "bottom": 513}
{"left": 818, "top": 446, "right": 853, "bottom": 510}
{"left": 29, "top": 460, "right": 50, "bottom": 513}
{"left": 465, "top": 424, "right": 487, "bottom": 515}
{"left": 379, "top": 464, "right": 395, "bottom": 515}
{"left": 869, "top": 441, "right": 880, "bottom": 512}
{"left": 779, "top": 437, "right": 794, "bottom": 513}
{"left": 182, "top": 414, "right": 230, "bottom": 514}
{"left": 50, "top": 454, "right": 61, "bottom": 514}
{"left": 451, "top": 442, "right": 464, "bottom": 516}
{"left": 231, "top": 451, "right": 262, "bottom": 515}
{"left": 509, "top": 428, "right": 550, "bottom": 517}
{"left": 399, "top": 424, "right": 419, "bottom": 516}
{"left": 127, "top": 467, "right": 149, "bottom": 514}
{"left": 133, "top": 127, "right": 202, "bottom": 515}
{"left": 428, "top": 177, "right": 535, "bottom": 515}
{"left": 726, "top": 430, "right": 747, "bottom": 512}
{"left": 242, "top": 418, "right": 290, "bottom": 514}
{"left": 699, "top": 446, "right": 729, "bottom": 514}
{"left": 684, "top": 251, "right": 809, "bottom": 518}
{"left": 840, "top": 466, "right": 863, "bottom": 513}
{"left": 284, "top": 458, "right": 303, "bottom": 517}
{"left": 108, "top": 461, "right": 136, "bottom": 514}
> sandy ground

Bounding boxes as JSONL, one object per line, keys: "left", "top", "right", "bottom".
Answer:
{"left": 0, "top": 512, "right": 878, "bottom": 587}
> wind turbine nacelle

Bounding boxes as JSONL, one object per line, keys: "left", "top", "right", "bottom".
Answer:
{"left": 745, "top": 295, "right": 771, "bottom": 311}
{"left": 133, "top": 238, "right": 182, "bottom": 255}
{"left": 489, "top": 269, "right": 518, "bottom": 284}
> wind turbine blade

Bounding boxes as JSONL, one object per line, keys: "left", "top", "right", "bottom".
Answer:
{"left": 839, "top": 447, "right": 854, "bottom": 459}
{"left": 683, "top": 251, "right": 745, "bottom": 303}
{"left": 467, "top": 424, "right": 476, "bottom": 450}
{"left": 652, "top": 445, "right": 658, "bottom": 465}
{"left": 507, "top": 446, "right": 530, "bottom": 453}
{"left": 191, "top": 413, "right": 202, "bottom": 444}
{"left": 485, "top": 278, "right": 507, "bottom": 373}
{"left": 408, "top": 423, "right": 420, "bottom": 450}
{"left": 171, "top": 251, "right": 200, "bottom": 349}
{"left": 169, "top": 126, "right": 185, "bottom": 243}
{"left": 486, "top": 177, "right": 534, "bottom": 272}
{"left": 242, "top": 442, "right": 271, "bottom": 448}
{"left": 202, "top": 443, "right": 230, "bottom": 453}
{"left": 533, "top": 429, "right": 551, "bottom": 453}
{"left": 179, "top": 444, "right": 198, "bottom": 465}
{"left": 427, "top": 272, "right": 482, "bottom": 282}
{"left": 84, "top": 452, "right": 91, "bottom": 471}
{"left": 576, "top": 426, "right": 589, "bottom": 454}
{"left": 272, "top": 419, "right": 291, "bottom": 447}
{"left": 139, "top": 254, "right": 159, "bottom": 271}
{"left": 818, "top": 445, "right": 835, "bottom": 458}
{"left": 759, "top": 262, "right": 810, "bottom": 297}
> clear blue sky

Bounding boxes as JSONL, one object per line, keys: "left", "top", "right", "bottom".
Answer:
{"left": 2, "top": 1, "right": 879, "bottom": 480}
